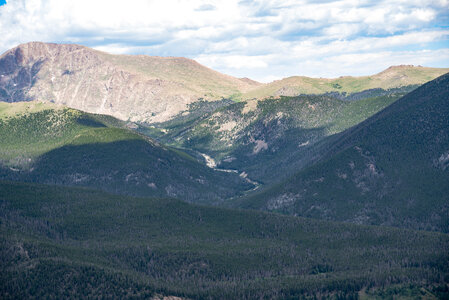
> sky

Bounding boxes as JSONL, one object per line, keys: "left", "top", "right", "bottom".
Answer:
{"left": 0, "top": 0, "right": 448, "bottom": 82}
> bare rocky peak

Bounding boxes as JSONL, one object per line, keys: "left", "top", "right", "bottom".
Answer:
{"left": 2, "top": 42, "right": 85, "bottom": 61}
{"left": 1, "top": 42, "right": 447, "bottom": 122}
{"left": 0, "top": 42, "right": 257, "bottom": 123}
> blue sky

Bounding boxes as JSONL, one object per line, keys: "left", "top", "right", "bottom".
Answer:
{"left": 0, "top": 0, "right": 448, "bottom": 82}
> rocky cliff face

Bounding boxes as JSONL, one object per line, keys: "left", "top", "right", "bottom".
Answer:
{"left": 0, "top": 42, "right": 258, "bottom": 123}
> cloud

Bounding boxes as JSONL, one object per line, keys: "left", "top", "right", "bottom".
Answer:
{"left": 0, "top": 0, "right": 448, "bottom": 82}
{"left": 197, "top": 54, "right": 270, "bottom": 69}
{"left": 195, "top": 4, "right": 216, "bottom": 11}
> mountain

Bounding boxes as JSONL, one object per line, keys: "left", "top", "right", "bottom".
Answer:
{"left": 1, "top": 181, "right": 448, "bottom": 299}
{"left": 1, "top": 42, "right": 447, "bottom": 125}
{"left": 0, "top": 101, "right": 252, "bottom": 203}
{"left": 235, "top": 73, "right": 449, "bottom": 232}
{"left": 1, "top": 42, "right": 449, "bottom": 299}
{"left": 146, "top": 89, "right": 412, "bottom": 185}
{"left": 0, "top": 42, "right": 259, "bottom": 123}
{"left": 242, "top": 65, "right": 449, "bottom": 99}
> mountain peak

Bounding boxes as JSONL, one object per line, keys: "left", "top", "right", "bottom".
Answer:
{"left": 2, "top": 42, "right": 86, "bottom": 61}
{"left": 378, "top": 64, "right": 420, "bottom": 74}
{"left": 0, "top": 42, "right": 259, "bottom": 123}
{"left": 372, "top": 64, "right": 447, "bottom": 84}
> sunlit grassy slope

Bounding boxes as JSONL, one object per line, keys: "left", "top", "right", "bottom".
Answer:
{"left": 1, "top": 181, "right": 448, "bottom": 299}
{"left": 242, "top": 65, "right": 449, "bottom": 100}
{"left": 97, "top": 50, "right": 261, "bottom": 99}
{"left": 0, "top": 101, "right": 127, "bottom": 166}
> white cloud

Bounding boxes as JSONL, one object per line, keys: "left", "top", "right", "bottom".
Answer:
{"left": 197, "top": 54, "right": 270, "bottom": 69}
{"left": 0, "top": 0, "right": 448, "bottom": 81}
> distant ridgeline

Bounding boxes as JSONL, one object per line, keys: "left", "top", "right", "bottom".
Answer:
{"left": 0, "top": 42, "right": 447, "bottom": 124}
{"left": 320, "top": 85, "right": 420, "bottom": 101}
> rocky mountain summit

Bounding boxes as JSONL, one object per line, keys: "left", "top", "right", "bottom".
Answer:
{"left": 1, "top": 42, "right": 447, "bottom": 124}
{"left": 0, "top": 42, "right": 259, "bottom": 123}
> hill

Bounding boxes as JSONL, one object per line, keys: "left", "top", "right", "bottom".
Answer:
{"left": 0, "top": 42, "right": 259, "bottom": 123}
{"left": 145, "top": 88, "right": 412, "bottom": 184}
{"left": 1, "top": 181, "right": 448, "bottom": 299}
{"left": 0, "top": 101, "right": 252, "bottom": 203}
{"left": 242, "top": 65, "right": 449, "bottom": 100}
{"left": 235, "top": 73, "right": 449, "bottom": 232}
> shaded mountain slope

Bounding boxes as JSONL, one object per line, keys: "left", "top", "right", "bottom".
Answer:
{"left": 1, "top": 181, "right": 448, "bottom": 298}
{"left": 0, "top": 102, "right": 251, "bottom": 203}
{"left": 235, "top": 73, "right": 449, "bottom": 232}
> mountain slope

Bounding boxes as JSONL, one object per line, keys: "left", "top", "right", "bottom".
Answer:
{"left": 0, "top": 42, "right": 259, "bottom": 123}
{"left": 242, "top": 65, "right": 449, "bottom": 99}
{"left": 1, "top": 42, "right": 447, "bottom": 125}
{"left": 147, "top": 90, "right": 410, "bottom": 184}
{"left": 0, "top": 101, "right": 251, "bottom": 203}
{"left": 236, "top": 73, "right": 449, "bottom": 232}
{"left": 1, "top": 181, "right": 448, "bottom": 299}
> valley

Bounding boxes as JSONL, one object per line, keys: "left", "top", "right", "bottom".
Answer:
{"left": 0, "top": 42, "right": 448, "bottom": 299}
{"left": 146, "top": 89, "right": 412, "bottom": 185}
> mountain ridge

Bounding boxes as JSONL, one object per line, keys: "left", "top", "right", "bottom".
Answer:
{"left": 1, "top": 42, "right": 447, "bottom": 124}
{"left": 0, "top": 101, "right": 252, "bottom": 202}
{"left": 243, "top": 65, "right": 449, "bottom": 99}
{"left": 234, "top": 72, "right": 449, "bottom": 232}
{"left": 0, "top": 42, "right": 258, "bottom": 123}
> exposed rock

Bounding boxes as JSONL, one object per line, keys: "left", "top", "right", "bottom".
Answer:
{"left": 251, "top": 138, "right": 268, "bottom": 154}
{"left": 217, "top": 120, "right": 238, "bottom": 132}
{"left": 435, "top": 151, "right": 449, "bottom": 170}
{"left": 0, "top": 42, "right": 259, "bottom": 123}
{"left": 241, "top": 99, "right": 258, "bottom": 114}
{"left": 267, "top": 193, "right": 297, "bottom": 210}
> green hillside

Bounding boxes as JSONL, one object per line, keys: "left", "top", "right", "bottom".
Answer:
{"left": 242, "top": 66, "right": 449, "bottom": 100}
{"left": 0, "top": 102, "right": 251, "bottom": 203}
{"left": 147, "top": 89, "right": 410, "bottom": 184}
{"left": 236, "top": 73, "right": 449, "bottom": 232}
{"left": 1, "top": 181, "right": 448, "bottom": 299}
{"left": 0, "top": 101, "right": 125, "bottom": 167}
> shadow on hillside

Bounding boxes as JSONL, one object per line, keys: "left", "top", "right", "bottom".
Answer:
{"left": 1, "top": 139, "right": 252, "bottom": 203}
{"left": 219, "top": 124, "right": 331, "bottom": 184}
{"left": 75, "top": 116, "right": 107, "bottom": 128}
{"left": 0, "top": 47, "right": 46, "bottom": 102}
